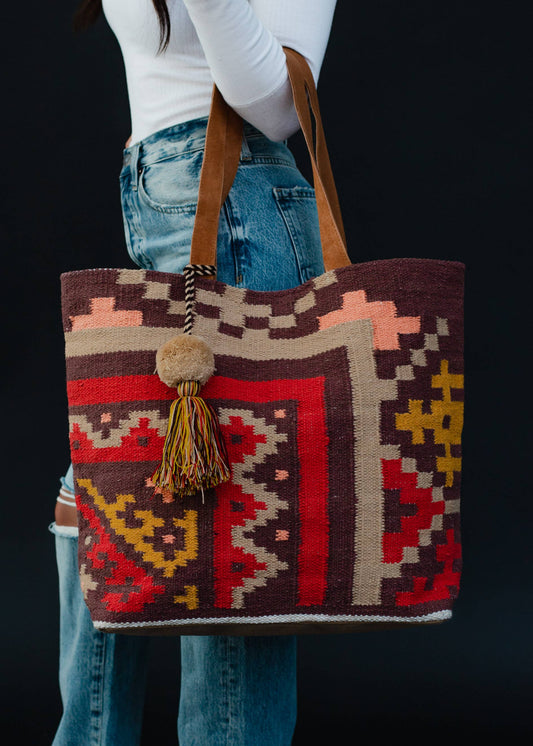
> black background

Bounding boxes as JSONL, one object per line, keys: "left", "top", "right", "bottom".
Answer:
{"left": 2, "top": 1, "right": 531, "bottom": 743}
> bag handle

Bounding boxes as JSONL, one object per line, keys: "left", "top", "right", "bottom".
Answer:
{"left": 189, "top": 47, "right": 351, "bottom": 272}
{"left": 282, "top": 47, "right": 349, "bottom": 267}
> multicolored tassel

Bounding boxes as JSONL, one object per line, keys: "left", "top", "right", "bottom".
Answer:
{"left": 151, "top": 380, "right": 231, "bottom": 498}
{"left": 150, "top": 264, "right": 232, "bottom": 500}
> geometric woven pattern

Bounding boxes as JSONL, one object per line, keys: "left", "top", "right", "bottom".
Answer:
{"left": 61, "top": 258, "right": 465, "bottom": 634}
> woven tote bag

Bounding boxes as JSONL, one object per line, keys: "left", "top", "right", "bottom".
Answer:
{"left": 60, "top": 48, "right": 465, "bottom": 635}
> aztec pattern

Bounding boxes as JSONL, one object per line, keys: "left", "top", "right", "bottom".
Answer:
{"left": 61, "top": 258, "right": 465, "bottom": 634}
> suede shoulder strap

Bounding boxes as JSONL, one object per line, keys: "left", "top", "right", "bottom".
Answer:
{"left": 189, "top": 47, "right": 351, "bottom": 273}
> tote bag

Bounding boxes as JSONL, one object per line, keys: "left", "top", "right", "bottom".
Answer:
{"left": 60, "top": 48, "right": 465, "bottom": 635}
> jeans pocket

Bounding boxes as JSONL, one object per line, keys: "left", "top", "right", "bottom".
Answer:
{"left": 272, "top": 186, "right": 326, "bottom": 282}
{"left": 138, "top": 150, "right": 203, "bottom": 213}
{"left": 120, "top": 159, "right": 201, "bottom": 272}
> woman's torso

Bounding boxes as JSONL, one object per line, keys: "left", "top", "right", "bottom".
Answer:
{"left": 102, "top": 0, "right": 336, "bottom": 147}
{"left": 103, "top": 0, "right": 215, "bottom": 145}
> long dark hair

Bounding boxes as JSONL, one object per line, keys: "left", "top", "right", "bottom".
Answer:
{"left": 73, "top": 0, "right": 171, "bottom": 54}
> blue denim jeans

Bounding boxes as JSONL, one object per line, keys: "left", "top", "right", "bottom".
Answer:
{"left": 50, "top": 115, "right": 325, "bottom": 745}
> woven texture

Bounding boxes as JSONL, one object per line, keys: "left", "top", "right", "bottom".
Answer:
{"left": 61, "top": 258, "right": 464, "bottom": 634}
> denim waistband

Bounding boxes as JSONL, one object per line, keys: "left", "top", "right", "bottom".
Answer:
{"left": 121, "top": 116, "right": 292, "bottom": 189}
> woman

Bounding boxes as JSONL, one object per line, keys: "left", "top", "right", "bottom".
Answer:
{"left": 51, "top": 1, "right": 337, "bottom": 743}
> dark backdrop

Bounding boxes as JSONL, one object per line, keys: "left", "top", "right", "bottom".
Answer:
{"left": 2, "top": 2, "right": 531, "bottom": 743}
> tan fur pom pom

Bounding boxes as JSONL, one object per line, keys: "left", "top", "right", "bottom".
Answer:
{"left": 155, "top": 334, "right": 215, "bottom": 388}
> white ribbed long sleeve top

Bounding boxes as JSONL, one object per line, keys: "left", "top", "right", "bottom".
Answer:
{"left": 101, "top": 0, "right": 337, "bottom": 146}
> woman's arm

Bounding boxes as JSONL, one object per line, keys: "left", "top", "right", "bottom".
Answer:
{"left": 182, "top": 0, "right": 337, "bottom": 141}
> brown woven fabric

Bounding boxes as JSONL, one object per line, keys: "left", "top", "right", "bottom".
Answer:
{"left": 61, "top": 257, "right": 464, "bottom": 634}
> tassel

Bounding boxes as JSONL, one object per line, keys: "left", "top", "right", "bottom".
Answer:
{"left": 151, "top": 334, "right": 231, "bottom": 499}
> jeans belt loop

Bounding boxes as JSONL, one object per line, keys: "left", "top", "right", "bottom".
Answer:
{"left": 240, "top": 131, "right": 252, "bottom": 162}
{"left": 131, "top": 141, "right": 142, "bottom": 191}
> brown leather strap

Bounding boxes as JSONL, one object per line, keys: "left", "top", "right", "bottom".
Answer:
{"left": 283, "top": 48, "right": 350, "bottom": 269}
{"left": 189, "top": 86, "right": 243, "bottom": 266}
{"left": 189, "top": 47, "right": 351, "bottom": 272}
{"left": 221, "top": 98, "right": 244, "bottom": 205}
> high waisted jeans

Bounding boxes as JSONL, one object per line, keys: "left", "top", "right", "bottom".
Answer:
{"left": 49, "top": 115, "right": 325, "bottom": 746}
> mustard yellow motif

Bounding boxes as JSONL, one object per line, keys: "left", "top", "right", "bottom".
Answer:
{"left": 395, "top": 359, "right": 464, "bottom": 487}
{"left": 174, "top": 585, "right": 199, "bottom": 610}
{"left": 78, "top": 479, "right": 198, "bottom": 577}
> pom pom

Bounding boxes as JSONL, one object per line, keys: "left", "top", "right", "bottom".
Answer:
{"left": 156, "top": 334, "right": 215, "bottom": 388}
